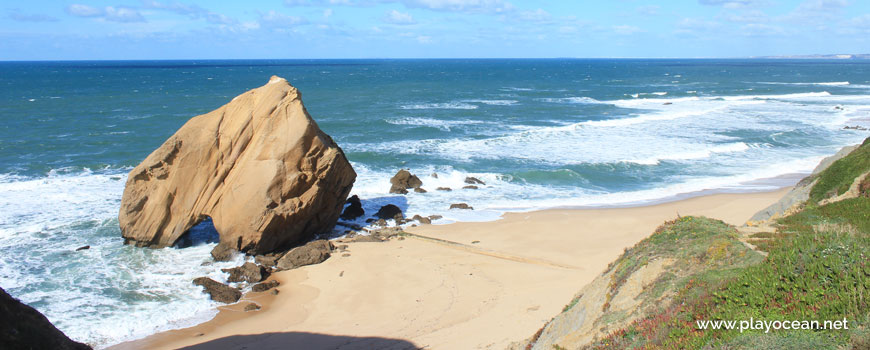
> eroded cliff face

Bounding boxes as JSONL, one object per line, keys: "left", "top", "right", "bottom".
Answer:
{"left": 119, "top": 76, "right": 356, "bottom": 255}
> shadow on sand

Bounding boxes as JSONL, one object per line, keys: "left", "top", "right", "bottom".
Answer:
{"left": 178, "top": 331, "right": 423, "bottom": 350}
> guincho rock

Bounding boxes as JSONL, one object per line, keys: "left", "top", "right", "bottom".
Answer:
{"left": 119, "top": 76, "right": 356, "bottom": 255}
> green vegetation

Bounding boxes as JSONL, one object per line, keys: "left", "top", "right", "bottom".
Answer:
{"left": 809, "top": 137, "right": 870, "bottom": 203}
{"left": 595, "top": 216, "right": 762, "bottom": 330}
{"left": 588, "top": 204, "right": 869, "bottom": 350}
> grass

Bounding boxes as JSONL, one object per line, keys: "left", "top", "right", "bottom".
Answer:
{"left": 809, "top": 137, "right": 870, "bottom": 203}
{"left": 587, "top": 198, "right": 870, "bottom": 350}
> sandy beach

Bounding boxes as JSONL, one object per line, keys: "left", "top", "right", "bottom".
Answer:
{"left": 108, "top": 187, "right": 790, "bottom": 350}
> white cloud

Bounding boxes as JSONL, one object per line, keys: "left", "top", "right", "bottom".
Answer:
{"left": 636, "top": 5, "right": 660, "bottom": 16}
{"left": 141, "top": 1, "right": 236, "bottom": 25}
{"left": 66, "top": 4, "right": 145, "bottom": 22}
{"left": 66, "top": 4, "right": 104, "bottom": 17}
{"left": 384, "top": 10, "right": 416, "bottom": 24}
{"left": 698, "top": 0, "right": 767, "bottom": 9}
{"left": 259, "top": 10, "right": 307, "bottom": 28}
{"left": 7, "top": 9, "right": 59, "bottom": 22}
{"left": 516, "top": 8, "right": 551, "bottom": 22}
{"left": 416, "top": 35, "right": 432, "bottom": 43}
{"left": 323, "top": 8, "right": 333, "bottom": 18}
{"left": 285, "top": 0, "right": 513, "bottom": 13}
{"left": 719, "top": 10, "right": 768, "bottom": 23}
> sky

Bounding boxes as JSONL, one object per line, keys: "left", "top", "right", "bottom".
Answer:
{"left": 1, "top": 0, "right": 869, "bottom": 60}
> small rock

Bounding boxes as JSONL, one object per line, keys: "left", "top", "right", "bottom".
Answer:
{"left": 375, "top": 219, "right": 387, "bottom": 226}
{"left": 463, "top": 185, "right": 478, "bottom": 190}
{"left": 342, "top": 253, "right": 351, "bottom": 257}
{"left": 244, "top": 303, "right": 261, "bottom": 312}
{"left": 221, "top": 262, "right": 269, "bottom": 283}
{"left": 254, "top": 253, "right": 281, "bottom": 268}
{"left": 663, "top": 102, "right": 673, "bottom": 105}
{"left": 210, "top": 243, "right": 236, "bottom": 262}
{"left": 412, "top": 215, "right": 431, "bottom": 224}
{"left": 252, "top": 280, "right": 280, "bottom": 292}
{"left": 270, "top": 289, "right": 279, "bottom": 295}
{"left": 414, "top": 187, "right": 427, "bottom": 193}
{"left": 436, "top": 187, "right": 452, "bottom": 191}
{"left": 349, "top": 235, "right": 382, "bottom": 243}
{"left": 471, "top": 240, "right": 480, "bottom": 244}
{"left": 75, "top": 245, "right": 90, "bottom": 251}
{"left": 464, "top": 177, "right": 485, "bottom": 185}
{"left": 365, "top": 218, "right": 375, "bottom": 223}
{"left": 337, "top": 244, "right": 349, "bottom": 251}
{"left": 390, "top": 169, "right": 423, "bottom": 194}
{"left": 340, "top": 195, "right": 365, "bottom": 220}
{"left": 375, "top": 204, "right": 403, "bottom": 220}
{"left": 339, "top": 271, "right": 344, "bottom": 277}
{"left": 275, "top": 240, "right": 334, "bottom": 271}
{"left": 192, "top": 277, "right": 241, "bottom": 304}
{"left": 428, "top": 215, "right": 443, "bottom": 221}
{"left": 431, "top": 172, "right": 438, "bottom": 178}
{"left": 450, "top": 203, "right": 474, "bottom": 210}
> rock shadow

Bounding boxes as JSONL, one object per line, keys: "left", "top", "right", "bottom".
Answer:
{"left": 177, "top": 331, "right": 422, "bottom": 350}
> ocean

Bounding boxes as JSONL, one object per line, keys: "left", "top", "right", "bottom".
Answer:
{"left": 1, "top": 59, "right": 869, "bottom": 348}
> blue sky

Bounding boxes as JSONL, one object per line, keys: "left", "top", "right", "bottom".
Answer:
{"left": 2, "top": 0, "right": 869, "bottom": 59}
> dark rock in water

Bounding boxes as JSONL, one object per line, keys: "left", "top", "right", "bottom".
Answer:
{"left": 346, "top": 195, "right": 360, "bottom": 204}
{"left": 365, "top": 218, "right": 375, "bottom": 223}
{"left": 75, "top": 245, "right": 90, "bottom": 251}
{"left": 431, "top": 172, "right": 438, "bottom": 178}
{"left": 375, "top": 204, "right": 403, "bottom": 220}
{"left": 375, "top": 219, "right": 387, "bottom": 226}
{"left": 414, "top": 187, "right": 427, "bottom": 193}
{"left": 463, "top": 185, "right": 478, "bottom": 190}
{"left": 436, "top": 187, "right": 452, "bottom": 191}
{"left": 340, "top": 195, "right": 365, "bottom": 220}
{"left": 0, "top": 286, "right": 92, "bottom": 350}
{"left": 464, "top": 177, "right": 485, "bottom": 185}
{"left": 192, "top": 277, "right": 241, "bottom": 304}
{"left": 221, "top": 262, "right": 269, "bottom": 283}
{"left": 412, "top": 215, "right": 431, "bottom": 224}
{"left": 428, "top": 214, "right": 443, "bottom": 221}
{"left": 663, "top": 102, "right": 673, "bottom": 105}
{"left": 275, "top": 240, "right": 334, "bottom": 271}
{"left": 450, "top": 203, "right": 474, "bottom": 210}
{"left": 210, "top": 243, "right": 236, "bottom": 262}
{"left": 252, "top": 280, "right": 280, "bottom": 292}
{"left": 244, "top": 303, "right": 261, "bottom": 312}
{"left": 389, "top": 169, "right": 423, "bottom": 194}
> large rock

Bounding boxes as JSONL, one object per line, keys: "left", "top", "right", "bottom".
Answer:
{"left": 276, "top": 240, "right": 334, "bottom": 270}
{"left": 192, "top": 277, "right": 241, "bottom": 304}
{"left": 0, "top": 286, "right": 92, "bottom": 350}
{"left": 119, "top": 76, "right": 356, "bottom": 255}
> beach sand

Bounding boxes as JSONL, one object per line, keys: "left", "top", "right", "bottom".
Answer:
{"left": 110, "top": 188, "right": 789, "bottom": 350}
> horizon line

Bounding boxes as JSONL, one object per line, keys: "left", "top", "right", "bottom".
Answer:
{"left": 2, "top": 55, "right": 870, "bottom": 62}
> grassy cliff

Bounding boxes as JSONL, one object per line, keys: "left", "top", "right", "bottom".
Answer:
{"left": 519, "top": 138, "right": 870, "bottom": 350}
